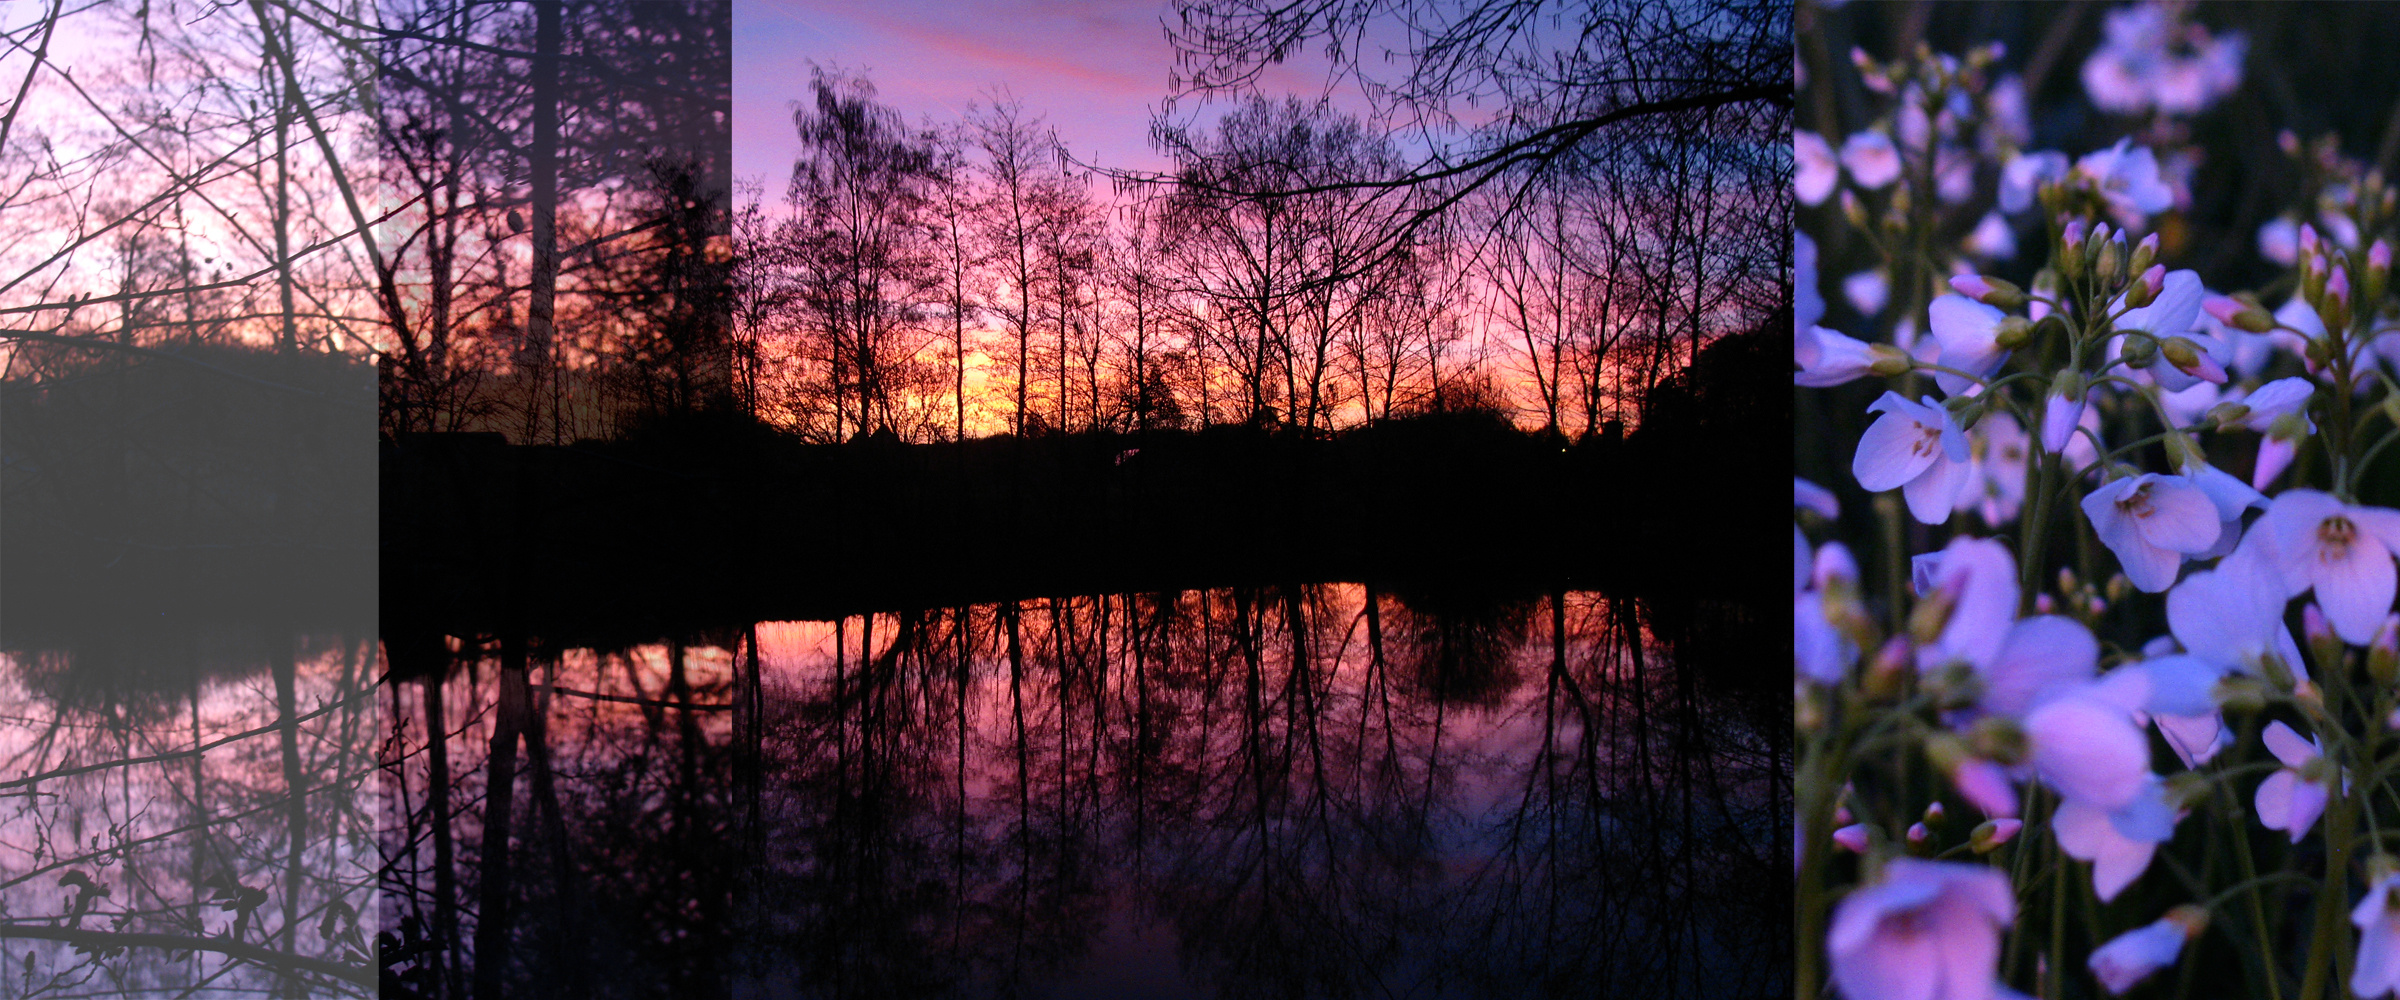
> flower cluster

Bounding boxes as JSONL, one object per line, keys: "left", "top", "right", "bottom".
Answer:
{"left": 1798, "top": 5, "right": 2400, "bottom": 999}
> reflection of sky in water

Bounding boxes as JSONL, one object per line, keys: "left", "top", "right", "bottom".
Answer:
{"left": 0, "top": 632, "right": 377, "bottom": 997}
{"left": 387, "top": 587, "right": 1784, "bottom": 999}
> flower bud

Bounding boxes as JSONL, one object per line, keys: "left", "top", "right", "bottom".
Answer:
{"left": 2320, "top": 265, "right": 2354, "bottom": 333}
{"left": 2057, "top": 566, "right": 2080, "bottom": 595}
{"left": 1969, "top": 818, "right": 2022, "bottom": 854}
{"left": 2129, "top": 232, "right": 2160, "bottom": 275}
{"left": 2205, "top": 293, "right": 2277, "bottom": 333}
{"left": 2120, "top": 333, "right": 2160, "bottom": 368}
{"left": 1841, "top": 189, "right": 1869, "bottom": 229}
{"left": 2371, "top": 614, "right": 2400, "bottom": 687}
{"left": 2300, "top": 222, "right": 2322, "bottom": 258}
{"left": 2304, "top": 337, "right": 2333, "bottom": 368}
{"left": 1967, "top": 715, "right": 2031, "bottom": 767}
{"left": 2061, "top": 218, "right": 2088, "bottom": 268}
{"left": 2213, "top": 673, "right": 2270, "bottom": 711}
{"left": 2096, "top": 233, "right": 2126, "bottom": 288}
{"left": 2205, "top": 402, "right": 2253, "bottom": 429}
{"left": 2161, "top": 336, "right": 2227, "bottom": 383}
{"left": 1909, "top": 587, "right": 1959, "bottom": 646}
{"left": 2268, "top": 411, "right": 2313, "bottom": 444}
{"left": 1994, "top": 316, "right": 2034, "bottom": 350}
{"left": 1833, "top": 824, "right": 1872, "bottom": 853}
{"left": 2370, "top": 239, "right": 2392, "bottom": 306}
{"left": 1864, "top": 636, "right": 1914, "bottom": 701}
{"left": 2304, "top": 604, "right": 2346, "bottom": 672}
{"left": 2125, "top": 264, "right": 2164, "bottom": 307}
{"left": 1905, "top": 822, "right": 1931, "bottom": 852}
{"left": 2256, "top": 647, "right": 2294, "bottom": 685}
{"left": 1953, "top": 273, "right": 2027, "bottom": 309}
{"left": 1922, "top": 801, "right": 1946, "bottom": 826}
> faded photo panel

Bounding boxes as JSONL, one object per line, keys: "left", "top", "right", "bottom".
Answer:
{"left": 0, "top": 1, "right": 379, "bottom": 996}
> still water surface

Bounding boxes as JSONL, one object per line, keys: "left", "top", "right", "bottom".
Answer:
{"left": 0, "top": 625, "right": 377, "bottom": 997}
{"left": 379, "top": 585, "right": 1785, "bottom": 999}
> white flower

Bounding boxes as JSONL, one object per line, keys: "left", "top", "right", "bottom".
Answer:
{"left": 2081, "top": 474, "right": 2219, "bottom": 592}
{"left": 1846, "top": 269, "right": 1890, "bottom": 317}
{"left": 2053, "top": 776, "right": 2179, "bottom": 901}
{"left": 1797, "top": 326, "right": 1887, "bottom": 388}
{"left": 2246, "top": 489, "right": 2400, "bottom": 643}
{"left": 2000, "top": 151, "right": 2068, "bottom": 214}
{"left": 1843, "top": 130, "right": 1903, "bottom": 189}
{"left": 1855, "top": 393, "right": 1972, "bottom": 525}
{"left": 2254, "top": 720, "right": 2333, "bottom": 843}
{"left": 2235, "top": 376, "right": 2317, "bottom": 490}
{"left": 1828, "top": 859, "right": 2015, "bottom": 1000}
{"left": 2076, "top": 140, "right": 2175, "bottom": 225}
{"left": 2089, "top": 915, "right": 2192, "bottom": 994}
{"left": 2165, "top": 558, "right": 2306, "bottom": 682}
{"left": 1926, "top": 294, "right": 2010, "bottom": 396}
{"left": 1797, "top": 130, "right": 1839, "bottom": 205}
{"left": 2354, "top": 872, "right": 2400, "bottom": 998}
{"left": 1966, "top": 212, "right": 2017, "bottom": 260}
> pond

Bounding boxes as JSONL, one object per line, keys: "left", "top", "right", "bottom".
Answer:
{"left": 378, "top": 584, "right": 1785, "bottom": 999}
{"left": 0, "top": 623, "right": 378, "bottom": 997}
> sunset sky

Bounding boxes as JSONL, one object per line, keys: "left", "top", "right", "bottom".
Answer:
{"left": 732, "top": 0, "right": 1351, "bottom": 199}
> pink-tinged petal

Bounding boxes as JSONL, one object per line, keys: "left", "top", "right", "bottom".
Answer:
{"left": 2180, "top": 458, "right": 2268, "bottom": 520}
{"left": 2135, "top": 657, "right": 2226, "bottom": 717}
{"left": 2241, "top": 376, "right": 2318, "bottom": 428}
{"left": 1796, "top": 477, "right": 1841, "bottom": 519}
{"left": 1832, "top": 914, "right": 1943, "bottom": 1000}
{"left": 1795, "top": 131, "right": 1838, "bottom": 205}
{"left": 1928, "top": 537, "right": 2021, "bottom": 669}
{"left": 1833, "top": 824, "right": 1872, "bottom": 853}
{"left": 2351, "top": 876, "right": 2400, "bottom": 997}
{"left": 1798, "top": 326, "right": 1881, "bottom": 387}
{"left": 2085, "top": 478, "right": 2174, "bottom": 592}
{"left": 1927, "top": 896, "right": 2004, "bottom": 1000}
{"left": 2042, "top": 390, "right": 2086, "bottom": 454}
{"left": 1904, "top": 450, "right": 1971, "bottom": 525}
{"left": 1856, "top": 409, "right": 1942, "bottom": 492}
{"left": 2156, "top": 712, "right": 2229, "bottom": 767}
{"left": 2053, "top": 797, "right": 2158, "bottom": 902}
{"left": 2253, "top": 437, "right": 2298, "bottom": 491}
{"left": 2259, "top": 490, "right": 2348, "bottom": 594}
{"left": 2025, "top": 695, "right": 2152, "bottom": 810}
{"left": 1797, "top": 593, "right": 1851, "bottom": 685}
{"left": 1928, "top": 294, "right": 2008, "bottom": 395}
{"left": 2085, "top": 668, "right": 2154, "bottom": 716}
{"left": 1982, "top": 616, "right": 2099, "bottom": 718}
{"left": 2314, "top": 531, "right": 2396, "bottom": 645}
{"left": 2129, "top": 477, "right": 2225, "bottom": 554}
{"left": 1816, "top": 541, "right": 1861, "bottom": 590}
{"left": 2349, "top": 505, "right": 2400, "bottom": 556}
{"left": 1952, "top": 758, "right": 2019, "bottom": 818}
{"left": 1842, "top": 130, "right": 1903, "bottom": 188}
{"left": 2262, "top": 720, "right": 2318, "bottom": 768}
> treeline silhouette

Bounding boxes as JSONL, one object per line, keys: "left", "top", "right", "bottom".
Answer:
{"left": 382, "top": 317, "right": 1786, "bottom": 642}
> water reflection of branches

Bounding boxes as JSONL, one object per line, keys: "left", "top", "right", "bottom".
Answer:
{"left": 0, "top": 631, "right": 376, "bottom": 998}
{"left": 382, "top": 585, "right": 1782, "bottom": 998}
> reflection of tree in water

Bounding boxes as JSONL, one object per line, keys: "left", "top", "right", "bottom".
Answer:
{"left": 381, "top": 585, "right": 1783, "bottom": 999}
{"left": 0, "top": 627, "right": 377, "bottom": 998}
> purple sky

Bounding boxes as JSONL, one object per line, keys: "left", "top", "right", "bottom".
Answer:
{"left": 732, "top": 0, "right": 1346, "bottom": 201}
